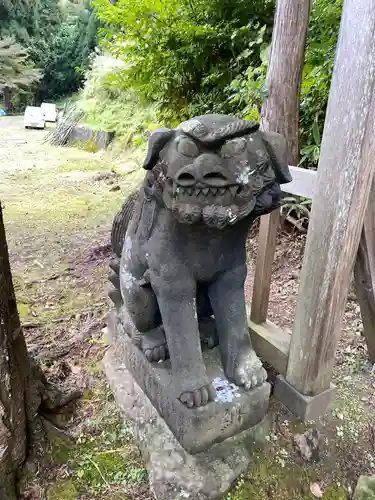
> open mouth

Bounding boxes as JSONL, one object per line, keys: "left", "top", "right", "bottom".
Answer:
{"left": 173, "top": 184, "right": 245, "bottom": 200}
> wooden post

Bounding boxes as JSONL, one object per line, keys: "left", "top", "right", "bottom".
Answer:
{"left": 354, "top": 179, "right": 375, "bottom": 363}
{"left": 275, "top": 0, "right": 375, "bottom": 418}
{"left": 250, "top": 0, "right": 311, "bottom": 324}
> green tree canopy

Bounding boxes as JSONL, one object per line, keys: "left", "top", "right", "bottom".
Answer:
{"left": 0, "top": 37, "right": 41, "bottom": 109}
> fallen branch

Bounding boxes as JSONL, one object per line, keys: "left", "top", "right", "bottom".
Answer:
{"left": 30, "top": 313, "right": 107, "bottom": 362}
{"left": 284, "top": 214, "right": 308, "bottom": 233}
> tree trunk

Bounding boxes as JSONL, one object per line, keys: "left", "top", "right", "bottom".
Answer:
{"left": 0, "top": 203, "right": 29, "bottom": 499}
{"left": 0, "top": 203, "right": 80, "bottom": 498}
{"left": 261, "top": 0, "right": 312, "bottom": 164}
{"left": 251, "top": 0, "right": 311, "bottom": 324}
{"left": 2, "top": 87, "right": 11, "bottom": 112}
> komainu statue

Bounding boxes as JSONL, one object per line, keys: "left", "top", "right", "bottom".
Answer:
{"left": 108, "top": 114, "right": 291, "bottom": 410}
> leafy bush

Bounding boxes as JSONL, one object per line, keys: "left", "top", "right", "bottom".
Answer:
{"left": 78, "top": 53, "right": 160, "bottom": 144}
{"left": 299, "top": 0, "right": 342, "bottom": 167}
{"left": 92, "top": 0, "right": 274, "bottom": 122}
{"left": 228, "top": 0, "right": 343, "bottom": 168}
{"left": 87, "top": 0, "right": 343, "bottom": 164}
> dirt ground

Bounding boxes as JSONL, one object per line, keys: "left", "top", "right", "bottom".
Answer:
{"left": 1, "top": 116, "right": 374, "bottom": 500}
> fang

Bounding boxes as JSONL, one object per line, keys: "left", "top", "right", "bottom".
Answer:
{"left": 229, "top": 186, "right": 238, "bottom": 197}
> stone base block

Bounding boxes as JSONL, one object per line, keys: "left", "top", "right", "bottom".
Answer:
{"left": 69, "top": 124, "right": 114, "bottom": 149}
{"left": 108, "top": 310, "right": 271, "bottom": 454}
{"left": 104, "top": 348, "right": 272, "bottom": 500}
{"left": 274, "top": 375, "right": 337, "bottom": 421}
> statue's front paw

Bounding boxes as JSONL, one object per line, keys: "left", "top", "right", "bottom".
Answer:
{"left": 231, "top": 349, "right": 268, "bottom": 390}
{"left": 178, "top": 379, "right": 216, "bottom": 408}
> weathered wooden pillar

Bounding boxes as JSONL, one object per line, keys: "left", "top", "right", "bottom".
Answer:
{"left": 250, "top": 0, "right": 311, "bottom": 325}
{"left": 354, "top": 179, "right": 375, "bottom": 363}
{"left": 274, "top": 0, "right": 375, "bottom": 420}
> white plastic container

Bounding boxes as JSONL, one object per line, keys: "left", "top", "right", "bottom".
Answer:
{"left": 24, "top": 106, "right": 45, "bottom": 129}
{"left": 41, "top": 102, "right": 57, "bottom": 123}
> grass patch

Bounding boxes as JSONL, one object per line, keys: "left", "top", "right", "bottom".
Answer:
{"left": 47, "top": 479, "right": 78, "bottom": 500}
{"left": 2, "top": 155, "right": 143, "bottom": 234}
{"left": 226, "top": 452, "right": 348, "bottom": 500}
{"left": 48, "top": 383, "right": 147, "bottom": 498}
{"left": 58, "top": 158, "right": 113, "bottom": 173}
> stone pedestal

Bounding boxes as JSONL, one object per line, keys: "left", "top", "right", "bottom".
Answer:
{"left": 105, "top": 309, "right": 271, "bottom": 498}
{"left": 104, "top": 349, "right": 271, "bottom": 500}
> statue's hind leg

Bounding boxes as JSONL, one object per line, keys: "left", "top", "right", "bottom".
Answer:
{"left": 197, "top": 284, "right": 219, "bottom": 349}
{"left": 125, "top": 284, "right": 218, "bottom": 362}
{"left": 111, "top": 260, "right": 218, "bottom": 362}
{"left": 121, "top": 269, "right": 169, "bottom": 362}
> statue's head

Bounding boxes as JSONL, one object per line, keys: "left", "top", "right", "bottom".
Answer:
{"left": 143, "top": 114, "right": 292, "bottom": 228}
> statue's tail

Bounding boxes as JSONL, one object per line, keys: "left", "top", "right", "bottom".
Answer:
{"left": 108, "top": 189, "right": 139, "bottom": 307}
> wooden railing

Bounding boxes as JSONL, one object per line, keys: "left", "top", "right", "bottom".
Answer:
{"left": 249, "top": 164, "right": 375, "bottom": 378}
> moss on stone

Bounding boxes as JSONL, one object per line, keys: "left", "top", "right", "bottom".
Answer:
{"left": 47, "top": 479, "right": 78, "bottom": 500}
{"left": 226, "top": 451, "right": 348, "bottom": 500}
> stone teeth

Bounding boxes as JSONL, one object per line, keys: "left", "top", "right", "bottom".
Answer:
{"left": 219, "top": 188, "right": 226, "bottom": 195}
{"left": 195, "top": 188, "right": 201, "bottom": 196}
{"left": 187, "top": 187, "right": 193, "bottom": 195}
{"left": 229, "top": 186, "right": 238, "bottom": 197}
{"left": 210, "top": 187, "right": 218, "bottom": 195}
{"left": 202, "top": 188, "right": 209, "bottom": 195}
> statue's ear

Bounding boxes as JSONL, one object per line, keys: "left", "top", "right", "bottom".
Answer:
{"left": 262, "top": 131, "right": 292, "bottom": 184}
{"left": 143, "top": 128, "right": 174, "bottom": 170}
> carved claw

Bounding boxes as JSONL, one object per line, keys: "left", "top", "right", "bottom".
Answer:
{"left": 139, "top": 327, "right": 169, "bottom": 363}
{"left": 144, "top": 344, "right": 168, "bottom": 362}
{"left": 179, "top": 383, "right": 216, "bottom": 408}
{"left": 229, "top": 349, "right": 268, "bottom": 390}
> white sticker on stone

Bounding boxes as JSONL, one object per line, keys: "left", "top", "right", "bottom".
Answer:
{"left": 212, "top": 377, "right": 240, "bottom": 403}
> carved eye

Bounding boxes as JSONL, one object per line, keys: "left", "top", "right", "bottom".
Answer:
{"left": 176, "top": 136, "right": 200, "bottom": 158}
{"left": 221, "top": 137, "right": 247, "bottom": 158}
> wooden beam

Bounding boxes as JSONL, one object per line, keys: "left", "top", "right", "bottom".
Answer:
{"left": 249, "top": 319, "right": 291, "bottom": 375}
{"left": 251, "top": 211, "right": 279, "bottom": 324}
{"left": 285, "top": 0, "right": 375, "bottom": 396}
{"left": 283, "top": 166, "right": 375, "bottom": 363}
{"left": 284, "top": 166, "right": 316, "bottom": 198}
{"left": 250, "top": 0, "right": 311, "bottom": 324}
{"left": 354, "top": 178, "right": 375, "bottom": 363}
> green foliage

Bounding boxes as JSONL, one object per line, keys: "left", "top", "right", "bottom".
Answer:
{"left": 230, "top": 0, "right": 343, "bottom": 168}
{"left": 280, "top": 196, "right": 312, "bottom": 224}
{"left": 226, "top": 32, "right": 270, "bottom": 121}
{"left": 0, "top": 37, "right": 41, "bottom": 89}
{"left": 89, "top": 0, "right": 343, "bottom": 167}
{"left": 30, "top": 4, "right": 99, "bottom": 101}
{"left": 299, "top": 0, "right": 343, "bottom": 167}
{"left": 47, "top": 479, "right": 78, "bottom": 500}
{"left": 92, "top": 0, "right": 274, "bottom": 122}
{"left": 78, "top": 54, "right": 160, "bottom": 144}
{"left": 46, "top": 383, "right": 147, "bottom": 497}
{"left": 0, "top": 0, "right": 98, "bottom": 105}
{"left": 0, "top": 0, "right": 62, "bottom": 45}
